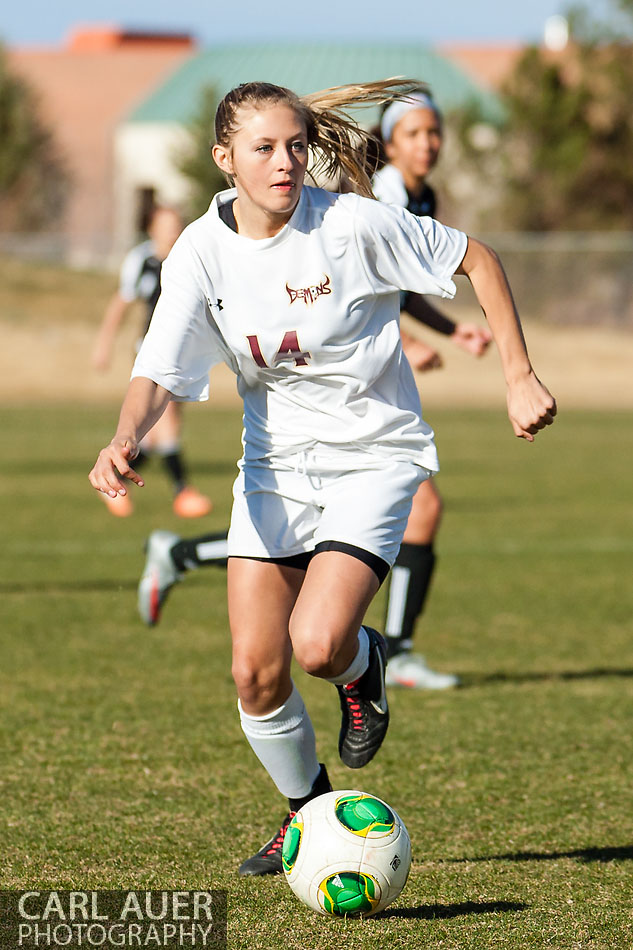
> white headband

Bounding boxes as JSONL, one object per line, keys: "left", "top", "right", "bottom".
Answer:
{"left": 380, "top": 92, "right": 442, "bottom": 143}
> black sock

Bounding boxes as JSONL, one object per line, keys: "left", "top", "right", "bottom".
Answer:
{"left": 171, "top": 532, "right": 229, "bottom": 572}
{"left": 288, "top": 764, "right": 331, "bottom": 813}
{"left": 384, "top": 542, "right": 436, "bottom": 659}
{"left": 162, "top": 452, "right": 187, "bottom": 495}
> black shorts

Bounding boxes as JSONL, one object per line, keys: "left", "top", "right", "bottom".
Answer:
{"left": 230, "top": 539, "right": 390, "bottom": 585}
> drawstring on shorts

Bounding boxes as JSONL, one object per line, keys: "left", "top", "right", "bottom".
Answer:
{"left": 293, "top": 450, "right": 322, "bottom": 491}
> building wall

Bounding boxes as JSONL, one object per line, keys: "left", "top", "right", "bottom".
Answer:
{"left": 8, "top": 35, "right": 195, "bottom": 265}
{"left": 113, "top": 123, "right": 194, "bottom": 253}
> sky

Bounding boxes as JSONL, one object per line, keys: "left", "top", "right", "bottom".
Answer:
{"left": 0, "top": 0, "right": 596, "bottom": 47}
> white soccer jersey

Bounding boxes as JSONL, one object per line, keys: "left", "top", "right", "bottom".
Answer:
{"left": 372, "top": 164, "right": 410, "bottom": 209}
{"left": 131, "top": 185, "right": 467, "bottom": 469}
{"left": 118, "top": 239, "right": 158, "bottom": 303}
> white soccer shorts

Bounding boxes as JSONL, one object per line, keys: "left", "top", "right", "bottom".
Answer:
{"left": 227, "top": 447, "right": 430, "bottom": 569}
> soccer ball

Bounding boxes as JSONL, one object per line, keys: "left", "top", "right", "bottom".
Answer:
{"left": 281, "top": 790, "right": 411, "bottom": 917}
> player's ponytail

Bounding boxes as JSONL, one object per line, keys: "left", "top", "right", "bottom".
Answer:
{"left": 301, "top": 79, "right": 428, "bottom": 196}
{"left": 214, "top": 78, "right": 428, "bottom": 197}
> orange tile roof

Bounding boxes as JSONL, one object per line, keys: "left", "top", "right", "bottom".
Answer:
{"left": 67, "top": 25, "right": 195, "bottom": 52}
{"left": 437, "top": 43, "right": 523, "bottom": 90}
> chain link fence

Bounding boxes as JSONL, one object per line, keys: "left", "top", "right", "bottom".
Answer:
{"left": 1, "top": 230, "right": 632, "bottom": 327}
{"left": 478, "top": 232, "right": 633, "bottom": 328}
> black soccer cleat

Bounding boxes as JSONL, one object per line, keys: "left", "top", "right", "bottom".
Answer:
{"left": 337, "top": 627, "right": 389, "bottom": 769}
{"left": 238, "top": 811, "right": 295, "bottom": 878}
{"left": 238, "top": 764, "right": 331, "bottom": 877}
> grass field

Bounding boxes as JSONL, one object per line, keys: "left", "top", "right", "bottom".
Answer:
{"left": 1, "top": 403, "right": 632, "bottom": 949}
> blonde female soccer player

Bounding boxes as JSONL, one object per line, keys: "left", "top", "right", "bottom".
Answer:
{"left": 89, "top": 79, "right": 556, "bottom": 876}
{"left": 136, "top": 93, "right": 488, "bottom": 693}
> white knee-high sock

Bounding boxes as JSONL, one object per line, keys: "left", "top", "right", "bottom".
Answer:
{"left": 238, "top": 683, "right": 320, "bottom": 800}
{"left": 325, "top": 626, "right": 370, "bottom": 686}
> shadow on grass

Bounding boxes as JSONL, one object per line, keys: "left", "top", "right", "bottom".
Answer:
{"left": 374, "top": 900, "right": 528, "bottom": 921}
{"left": 451, "top": 845, "right": 633, "bottom": 864}
{"left": 460, "top": 668, "right": 633, "bottom": 687}
{"left": 0, "top": 580, "right": 138, "bottom": 594}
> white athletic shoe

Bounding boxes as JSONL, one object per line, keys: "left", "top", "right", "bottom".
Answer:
{"left": 385, "top": 652, "right": 459, "bottom": 690}
{"left": 138, "top": 530, "right": 182, "bottom": 626}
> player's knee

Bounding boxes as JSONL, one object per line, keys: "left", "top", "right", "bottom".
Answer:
{"left": 429, "top": 488, "right": 443, "bottom": 526}
{"left": 291, "top": 622, "right": 341, "bottom": 678}
{"left": 231, "top": 654, "right": 283, "bottom": 705}
{"left": 407, "top": 482, "right": 443, "bottom": 542}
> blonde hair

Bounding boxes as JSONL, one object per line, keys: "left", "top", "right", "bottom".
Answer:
{"left": 214, "top": 78, "right": 429, "bottom": 197}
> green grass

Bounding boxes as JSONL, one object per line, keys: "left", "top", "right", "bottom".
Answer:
{"left": 1, "top": 404, "right": 632, "bottom": 949}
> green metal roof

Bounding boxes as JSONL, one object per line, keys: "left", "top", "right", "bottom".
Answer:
{"left": 127, "top": 42, "right": 502, "bottom": 126}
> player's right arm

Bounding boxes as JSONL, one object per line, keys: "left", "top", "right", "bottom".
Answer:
{"left": 400, "top": 329, "right": 443, "bottom": 371}
{"left": 88, "top": 376, "right": 172, "bottom": 497}
{"left": 91, "top": 292, "right": 129, "bottom": 370}
{"left": 92, "top": 244, "right": 146, "bottom": 370}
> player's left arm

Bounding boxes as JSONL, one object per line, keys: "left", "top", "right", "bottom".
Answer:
{"left": 400, "top": 329, "right": 443, "bottom": 371}
{"left": 404, "top": 292, "right": 456, "bottom": 335}
{"left": 450, "top": 321, "right": 493, "bottom": 356}
{"left": 456, "top": 237, "right": 557, "bottom": 441}
{"left": 405, "top": 293, "right": 492, "bottom": 356}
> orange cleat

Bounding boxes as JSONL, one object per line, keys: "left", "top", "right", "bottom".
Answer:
{"left": 101, "top": 491, "right": 133, "bottom": 518}
{"left": 172, "top": 486, "right": 213, "bottom": 519}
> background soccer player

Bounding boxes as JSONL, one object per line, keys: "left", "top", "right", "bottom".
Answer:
{"left": 372, "top": 90, "right": 493, "bottom": 688}
{"left": 92, "top": 206, "right": 212, "bottom": 518}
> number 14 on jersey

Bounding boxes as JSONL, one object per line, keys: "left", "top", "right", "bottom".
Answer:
{"left": 246, "top": 331, "right": 311, "bottom": 368}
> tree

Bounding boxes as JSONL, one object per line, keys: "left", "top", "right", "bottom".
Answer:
{"left": 498, "top": 5, "right": 633, "bottom": 229}
{"left": 175, "top": 86, "right": 226, "bottom": 220}
{"left": 0, "top": 43, "right": 69, "bottom": 230}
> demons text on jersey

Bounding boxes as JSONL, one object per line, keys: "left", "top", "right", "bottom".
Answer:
{"left": 286, "top": 275, "right": 331, "bottom": 306}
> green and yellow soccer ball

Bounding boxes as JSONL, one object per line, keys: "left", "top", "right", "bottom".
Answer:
{"left": 282, "top": 790, "right": 411, "bottom": 917}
